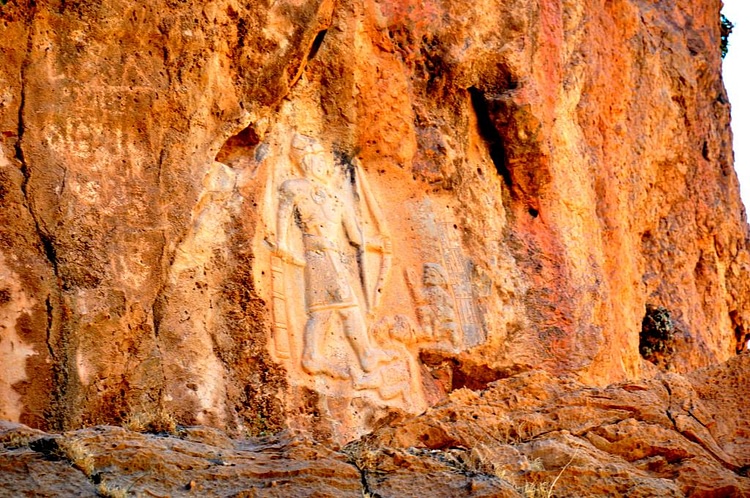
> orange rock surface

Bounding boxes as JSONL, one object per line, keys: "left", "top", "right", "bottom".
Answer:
{"left": 0, "top": 0, "right": 748, "bottom": 493}
{"left": 354, "top": 352, "right": 750, "bottom": 497}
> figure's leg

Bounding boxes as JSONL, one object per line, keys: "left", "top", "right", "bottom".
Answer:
{"left": 301, "top": 309, "right": 330, "bottom": 371}
{"left": 447, "top": 322, "right": 461, "bottom": 348}
{"left": 340, "top": 307, "right": 392, "bottom": 373}
{"left": 301, "top": 310, "right": 348, "bottom": 379}
{"left": 416, "top": 306, "right": 434, "bottom": 339}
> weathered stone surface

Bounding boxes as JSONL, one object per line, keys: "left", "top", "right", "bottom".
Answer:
{"left": 0, "top": 423, "right": 363, "bottom": 497}
{"left": 352, "top": 353, "right": 750, "bottom": 497}
{"left": 0, "top": 0, "right": 747, "bottom": 466}
{"left": 0, "top": 422, "right": 98, "bottom": 497}
{"left": 2, "top": 0, "right": 334, "bottom": 433}
{"left": 0, "top": 420, "right": 515, "bottom": 496}
{"left": 1, "top": 354, "right": 747, "bottom": 496}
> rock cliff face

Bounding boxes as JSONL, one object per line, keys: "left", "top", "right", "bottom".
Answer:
{"left": 0, "top": 0, "right": 747, "bottom": 461}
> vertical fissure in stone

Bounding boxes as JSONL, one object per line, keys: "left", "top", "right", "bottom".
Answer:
{"left": 468, "top": 87, "right": 512, "bottom": 189}
{"left": 307, "top": 29, "right": 327, "bottom": 61}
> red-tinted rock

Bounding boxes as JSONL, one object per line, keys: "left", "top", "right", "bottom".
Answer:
{"left": 0, "top": 0, "right": 746, "bottom": 462}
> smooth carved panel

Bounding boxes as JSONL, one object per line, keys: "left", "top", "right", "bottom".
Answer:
{"left": 253, "top": 131, "right": 486, "bottom": 439}
{"left": 436, "top": 220, "right": 484, "bottom": 348}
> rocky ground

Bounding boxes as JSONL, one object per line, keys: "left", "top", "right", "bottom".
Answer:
{"left": 2, "top": 352, "right": 747, "bottom": 497}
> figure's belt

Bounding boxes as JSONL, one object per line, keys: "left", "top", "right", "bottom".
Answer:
{"left": 302, "top": 233, "right": 337, "bottom": 252}
{"left": 308, "top": 301, "right": 357, "bottom": 313}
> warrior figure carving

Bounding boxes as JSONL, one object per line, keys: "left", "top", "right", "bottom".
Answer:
{"left": 274, "top": 135, "right": 388, "bottom": 379}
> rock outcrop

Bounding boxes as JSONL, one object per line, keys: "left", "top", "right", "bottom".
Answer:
{"left": 2, "top": 353, "right": 748, "bottom": 496}
{"left": 0, "top": 0, "right": 747, "bottom": 474}
{"left": 352, "top": 350, "right": 750, "bottom": 497}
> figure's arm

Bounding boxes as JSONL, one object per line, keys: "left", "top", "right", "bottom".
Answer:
{"left": 404, "top": 268, "right": 425, "bottom": 304}
{"left": 275, "top": 184, "right": 305, "bottom": 266}
{"left": 342, "top": 206, "right": 364, "bottom": 249}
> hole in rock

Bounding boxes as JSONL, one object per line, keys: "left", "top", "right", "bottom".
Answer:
{"left": 469, "top": 87, "right": 511, "bottom": 188}
{"left": 0, "top": 287, "right": 10, "bottom": 304}
{"left": 640, "top": 304, "right": 675, "bottom": 366}
{"left": 216, "top": 126, "right": 261, "bottom": 165}
{"left": 307, "top": 29, "right": 327, "bottom": 61}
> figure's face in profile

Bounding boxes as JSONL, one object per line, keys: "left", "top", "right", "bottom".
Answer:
{"left": 423, "top": 266, "right": 443, "bottom": 286}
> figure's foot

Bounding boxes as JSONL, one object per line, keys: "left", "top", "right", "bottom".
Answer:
{"left": 301, "top": 355, "right": 350, "bottom": 380}
{"left": 450, "top": 338, "right": 461, "bottom": 349}
{"left": 450, "top": 331, "right": 463, "bottom": 350}
{"left": 378, "top": 381, "right": 408, "bottom": 401}
{"left": 359, "top": 348, "right": 398, "bottom": 373}
{"left": 418, "top": 325, "right": 435, "bottom": 342}
{"left": 352, "top": 368, "right": 382, "bottom": 391}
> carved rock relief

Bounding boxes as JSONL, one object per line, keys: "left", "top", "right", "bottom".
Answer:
{"left": 159, "top": 161, "right": 241, "bottom": 426}
{"left": 251, "top": 129, "right": 486, "bottom": 434}
{"left": 263, "top": 135, "right": 398, "bottom": 379}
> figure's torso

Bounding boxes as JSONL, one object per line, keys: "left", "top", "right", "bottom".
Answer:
{"left": 282, "top": 178, "right": 344, "bottom": 238}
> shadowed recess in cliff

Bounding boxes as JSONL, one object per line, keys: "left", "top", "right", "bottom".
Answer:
{"left": 307, "top": 29, "right": 327, "bottom": 61}
{"left": 730, "top": 309, "right": 748, "bottom": 353}
{"left": 216, "top": 125, "right": 261, "bottom": 165}
{"left": 420, "top": 350, "right": 530, "bottom": 392}
{"left": 640, "top": 304, "right": 675, "bottom": 368}
{"left": 469, "top": 86, "right": 512, "bottom": 189}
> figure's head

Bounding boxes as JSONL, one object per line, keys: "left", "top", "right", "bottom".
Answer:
{"left": 290, "top": 134, "right": 331, "bottom": 182}
{"left": 423, "top": 263, "right": 448, "bottom": 287}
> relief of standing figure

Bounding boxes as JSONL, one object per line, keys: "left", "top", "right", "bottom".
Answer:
{"left": 406, "top": 263, "right": 461, "bottom": 347}
{"left": 273, "top": 135, "right": 390, "bottom": 379}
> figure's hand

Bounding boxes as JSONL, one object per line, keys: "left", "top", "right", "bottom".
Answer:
{"left": 365, "top": 235, "right": 392, "bottom": 254}
{"left": 276, "top": 244, "right": 306, "bottom": 267}
{"left": 381, "top": 236, "right": 392, "bottom": 254}
{"left": 404, "top": 267, "right": 419, "bottom": 287}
